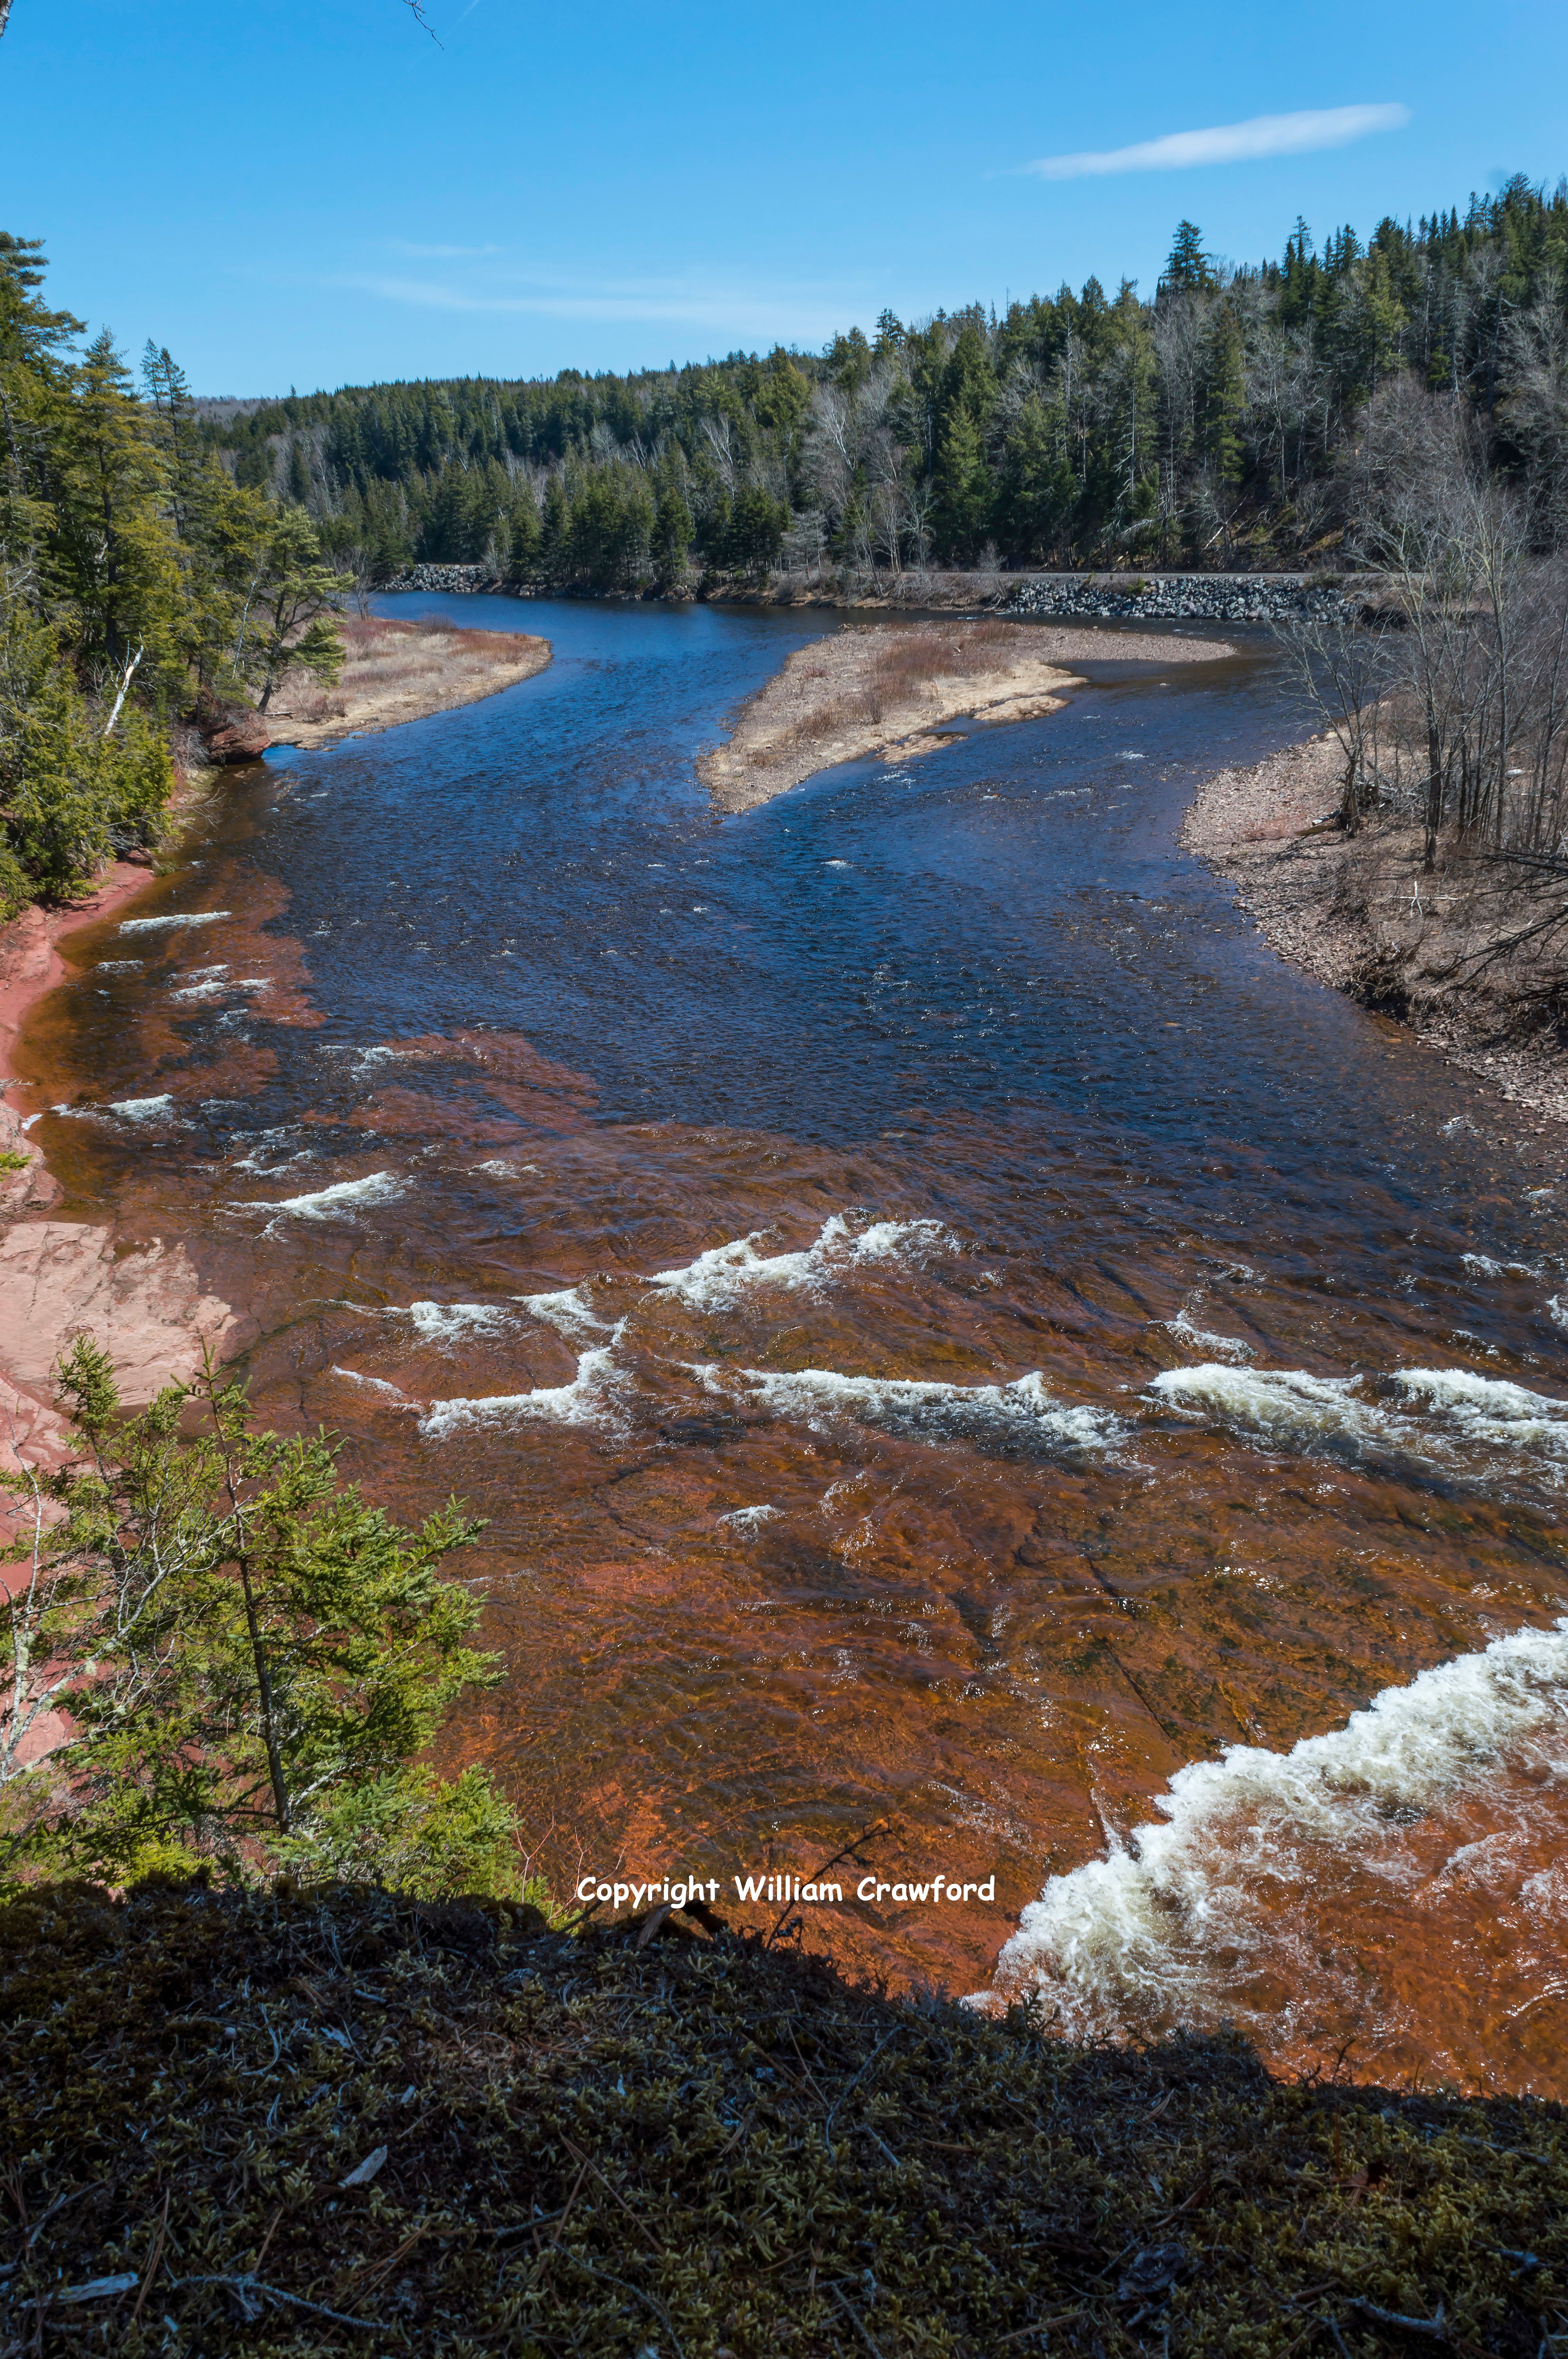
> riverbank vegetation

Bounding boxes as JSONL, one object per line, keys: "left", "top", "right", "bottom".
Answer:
{"left": 0, "top": 232, "right": 348, "bottom": 919}
{"left": 1214, "top": 377, "right": 1568, "bottom": 1094}
{"left": 261, "top": 609, "right": 550, "bottom": 749}
{"left": 701, "top": 619, "right": 1240, "bottom": 811}
{"left": 196, "top": 178, "right": 1568, "bottom": 598}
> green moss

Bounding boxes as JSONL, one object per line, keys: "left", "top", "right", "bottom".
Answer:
{"left": 0, "top": 1881, "right": 1563, "bottom": 2354}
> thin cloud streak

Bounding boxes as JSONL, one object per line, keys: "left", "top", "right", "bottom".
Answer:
{"left": 1021, "top": 103, "right": 1411, "bottom": 180}
{"left": 330, "top": 271, "right": 853, "bottom": 339}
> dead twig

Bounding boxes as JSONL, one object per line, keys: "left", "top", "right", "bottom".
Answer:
{"left": 831, "top": 2280, "right": 888, "bottom": 2358}
{"left": 765, "top": 1817, "right": 891, "bottom": 1950}
{"left": 1346, "top": 2295, "right": 1451, "bottom": 2340}
{"left": 167, "top": 2273, "right": 383, "bottom": 2332}
{"left": 128, "top": 2189, "right": 171, "bottom": 2327}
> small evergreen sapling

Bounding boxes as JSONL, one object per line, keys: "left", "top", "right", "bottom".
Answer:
{"left": 1, "top": 1338, "right": 519, "bottom": 1898}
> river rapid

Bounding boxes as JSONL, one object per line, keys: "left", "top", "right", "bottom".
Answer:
{"left": 19, "top": 594, "right": 1568, "bottom": 2096}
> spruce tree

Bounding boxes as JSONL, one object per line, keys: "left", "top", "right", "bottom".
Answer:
{"left": 1162, "top": 220, "right": 1216, "bottom": 294}
{"left": 2, "top": 1341, "right": 519, "bottom": 1897}
{"left": 931, "top": 405, "right": 993, "bottom": 563}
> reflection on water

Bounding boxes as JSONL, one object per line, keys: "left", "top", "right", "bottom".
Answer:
{"left": 18, "top": 595, "right": 1568, "bottom": 2095}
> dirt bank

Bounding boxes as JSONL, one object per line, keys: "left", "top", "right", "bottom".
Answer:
{"left": 699, "top": 619, "right": 1235, "bottom": 812}
{"left": 260, "top": 612, "right": 551, "bottom": 751}
{"left": 1183, "top": 737, "right": 1568, "bottom": 1129}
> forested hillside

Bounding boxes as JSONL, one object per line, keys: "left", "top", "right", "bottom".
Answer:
{"left": 200, "top": 178, "right": 1568, "bottom": 591}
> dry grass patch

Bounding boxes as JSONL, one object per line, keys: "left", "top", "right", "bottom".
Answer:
{"left": 700, "top": 621, "right": 1085, "bottom": 813}
{"left": 263, "top": 613, "right": 550, "bottom": 750}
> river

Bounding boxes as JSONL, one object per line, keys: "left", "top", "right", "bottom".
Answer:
{"left": 19, "top": 594, "right": 1568, "bottom": 2096}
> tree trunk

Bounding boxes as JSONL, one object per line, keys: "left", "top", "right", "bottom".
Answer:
{"left": 236, "top": 1556, "right": 291, "bottom": 1832}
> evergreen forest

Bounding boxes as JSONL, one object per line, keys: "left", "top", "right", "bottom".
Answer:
{"left": 199, "top": 180, "right": 1568, "bottom": 591}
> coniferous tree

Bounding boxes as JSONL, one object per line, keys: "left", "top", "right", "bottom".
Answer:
{"left": 930, "top": 405, "right": 992, "bottom": 563}
{"left": 2, "top": 1341, "right": 519, "bottom": 1897}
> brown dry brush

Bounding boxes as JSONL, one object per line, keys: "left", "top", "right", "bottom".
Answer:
{"left": 2, "top": 1882, "right": 1564, "bottom": 2357}
{"left": 274, "top": 616, "right": 534, "bottom": 720}
{"left": 777, "top": 624, "right": 1043, "bottom": 749}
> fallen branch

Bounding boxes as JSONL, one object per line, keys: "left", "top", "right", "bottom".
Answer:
{"left": 1347, "top": 2295, "right": 1450, "bottom": 2340}
{"left": 168, "top": 2273, "right": 384, "bottom": 2332}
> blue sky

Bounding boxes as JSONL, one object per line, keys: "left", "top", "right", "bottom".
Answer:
{"left": 3, "top": 0, "right": 1565, "bottom": 394}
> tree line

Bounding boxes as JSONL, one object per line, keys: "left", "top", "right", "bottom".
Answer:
{"left": 0, "top": 233, "right": 345, "bottom": 917}
{"left": 200, "top": 176, "right": 1568, "bottom": 592}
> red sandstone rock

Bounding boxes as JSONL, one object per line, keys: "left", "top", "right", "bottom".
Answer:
{"left": 200, "top": 707, "right": 272, "bottom": 764}
{"left": 0, "top": 1223, "right": 250, "bottom": 1404}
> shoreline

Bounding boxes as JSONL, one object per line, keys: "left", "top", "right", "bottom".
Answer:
{"left": 381, "top": 558, "right": 1373, "bottom": 625}
{"left": 0, "top": 618, "right": 556, "bottom": 1470}
{"left": 1182, "top": 739, "right": 1568, "bottom": 1132}
{"left": 697, "top": 619, "right": 1235, "bottom": 813}
{"left": 0, "top": 863, "right": 168, "bottom": 1479}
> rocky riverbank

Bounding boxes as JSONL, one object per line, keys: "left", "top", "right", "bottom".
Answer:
{"left": 378, "top": 562, "right": 1373, "bottom": 622}
{"left": 1006, "top": 571, "right": 1363, "bottom": 625}
{"left": 0, "top": 859, "right": 249, "bottom": 1534}
{"left": 1183, "top": 738, "right": 1568, "bottom": 1132}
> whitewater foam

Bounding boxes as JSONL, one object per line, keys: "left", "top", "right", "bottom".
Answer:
{"left": 518, "top": 1286, "right": 612, "bottom": 1340}
{"left": 1151, "top": 1364, "right": 1383, "bottom": 1452}
{"left": 108, "top": 1094, "right": 176, "bottom": 1122}
{"left": 419, "top": 1343, "right": 622, "bottom": 1439}
{"left": 232, "top": 1170, "right": 404, "bottom": 1225}
{"left": 1163, "top": 1295, "right": 1254, "bottom": 1363}
{"left": 1152, "top": 1360, "right": 1568, "bottom": 1478}
{"left": 118, "top": 910, "right": 231, "bottom": 934}
{"left": 332, "top": 1366, "right": 417, "bottom": 1406}
{"left": 398, "top": 1300, "right": 516, "bottom": 1345}
{"left": 711, "top": 1363, "right": 1116, "bottom": 1457}
{"left": 1390, "top": 1367, "right": 1568, "bottom": 1458}
{"left": 985, "top": 1619, "right": 1568, "bottom": 2041}
{"left": 647, "top": 1212, "right": 956, "bottom": 1311}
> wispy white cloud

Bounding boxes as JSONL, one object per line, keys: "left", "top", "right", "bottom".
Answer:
{"left": 329, "top": 265, "right": 854, "bottom": 340}
{"left": 1020, "top": 103, "right": 1410, "bottom": 180}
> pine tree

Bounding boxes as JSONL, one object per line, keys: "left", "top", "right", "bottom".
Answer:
{"left": 244, "top": 507, "right": 349, "bottom": 711}
{"left": 1162, "top": 221, "right": 1216, "bottom": 294}
{"left": 51, "top": 329, "right": 183, "bottom": 701}
{"left": 930, "top": 405, "right": 993, "bottom": 563}
{"left": 652, "top": 485, "right": 692, "bottom": 588}
{"left": 996, "top": 393, "right": 1075, "bottom": 562}
{"left": 1203, "top": 306, "right": 1247, "bottom": 486}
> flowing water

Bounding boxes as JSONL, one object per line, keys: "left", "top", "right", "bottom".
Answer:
{"left": 18, "top": 595, "right": 1568, "bottom": 2095}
